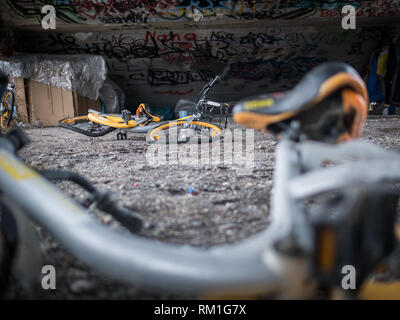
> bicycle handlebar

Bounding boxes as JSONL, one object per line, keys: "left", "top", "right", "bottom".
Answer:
{"left": 193, "top": 76, "right": 222, "bottom": 115}
{"left": 0, "top": 129, "right": 281, "bottom": 296}
{"left": 208, "top": 75, "right": 220, "bottom": 88}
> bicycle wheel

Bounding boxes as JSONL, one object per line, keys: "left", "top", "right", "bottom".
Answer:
{"left": 146, "top": 120, "right": 224, "bottom": 144}
{"left": 58, "top": 116, "right": 116, "bottom": 137}
{"left": 0, "top": 91, "right": 15, "bottom": 129}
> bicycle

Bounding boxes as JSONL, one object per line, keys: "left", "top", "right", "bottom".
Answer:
{"left": 146, "top": 75, "right": 230, "bottom": 144}
{"left": 2, "top": 62, "right": 400, "bottom": 299}
{"left": 0, "top": 82, "right": 16, "bottom": 130}
{"left": 58, "top": 103, "right": 162, "bottom": 140}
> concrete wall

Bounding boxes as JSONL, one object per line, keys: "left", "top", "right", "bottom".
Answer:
{"left": 2, "top": 0, "right": 400, "bottom": 25}
{"left": 12, "top": 25, "right": 392, "bottom": 108}
{"left": 1, "top": 1, "right": 399, "bottom": 109}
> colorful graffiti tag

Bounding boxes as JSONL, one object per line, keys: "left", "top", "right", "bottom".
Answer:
{"left": 5, "top": 0, "right": 400, "bottom": 24}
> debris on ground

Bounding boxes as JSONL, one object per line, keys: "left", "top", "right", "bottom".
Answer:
{"left": 5, "top": 117, "right": 400, "bottom": 298}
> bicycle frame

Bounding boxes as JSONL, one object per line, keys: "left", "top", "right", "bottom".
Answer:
{"left": 0, "top": 83, "right": 16, "bottom": 129}
{"left": 183, "top": 76, "right": 221, "bottom": 126}
{"left": 1, "top": 130, "right": 400, "bottom": 298}
{"left": 58, "top": 103, "right": 164, "bottom": 140}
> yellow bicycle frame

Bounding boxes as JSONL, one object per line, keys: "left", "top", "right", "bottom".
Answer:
{"left": 83, "top": 104, "right": 162, "bottom": 129}
{"left": 87, "top": 112, "right": 138, "bottom": 129}
{"left": 136, "top": 103, "right": 161, "bottom": 123}
{"left": 0, "top": 91, "right": 13, "bottom": 129}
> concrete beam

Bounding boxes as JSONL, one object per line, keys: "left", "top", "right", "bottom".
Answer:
{"left": 5, "top": 16, "right": 400, "bottom": 33}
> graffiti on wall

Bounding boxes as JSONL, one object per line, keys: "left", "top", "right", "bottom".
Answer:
{"left": 5, "top": 0, "right": 400, "bottom": 24}
{"left": 14, "top": 25, "right": 389, "bottom": 107}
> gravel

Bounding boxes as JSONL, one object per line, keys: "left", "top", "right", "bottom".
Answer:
{"left": 4, "top": 116, "right": 400, "bottom": 299}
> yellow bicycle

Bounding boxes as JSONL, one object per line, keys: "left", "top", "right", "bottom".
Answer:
{"left": 0, "top": 83, "right": 16, "bottom": 130}
{"left": 146, "top": 76, "right": 229, "bottom": 144}
{"left": 58, "top": 103, "right": 161, "bottom": 140}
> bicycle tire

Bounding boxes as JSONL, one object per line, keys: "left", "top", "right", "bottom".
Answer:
{"left": 146, "top": 120, "right": 224, "bottom": 144}
{"left": 58, "top": 116, "right": 116, "bottom": 137}
{"left": 0, "top": 91, "right": 15, "bottom": 129}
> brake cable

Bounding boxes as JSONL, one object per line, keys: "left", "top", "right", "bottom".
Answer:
{"left": 38, "top": 169, "right": 142, "bottom": 234}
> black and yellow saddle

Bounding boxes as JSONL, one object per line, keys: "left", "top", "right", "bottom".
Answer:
{"left": 136, "top": 103, "right": 161, "bottom": 126}
{"left": 233, "top": 62, "right": 369, "bottom": 143}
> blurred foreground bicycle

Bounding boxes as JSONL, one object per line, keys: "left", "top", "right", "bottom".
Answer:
{"left": 2, "top": 63, "right": 400, "bottom": 299}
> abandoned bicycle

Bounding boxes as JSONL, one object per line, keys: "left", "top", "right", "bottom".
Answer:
{"left": 0, "top": 81, "right": 16, "bottom": 130}
{"left": 59, "top": 77, "right": 229, "bottom": 143}
{"left": 58, "top": 103, "right": 162, "bottom": 140}
{"left": 2, "top": 62, "right": 400, "bottom": 299}
{"left": 146, "top": 75, "right": 230, "bottom": 144}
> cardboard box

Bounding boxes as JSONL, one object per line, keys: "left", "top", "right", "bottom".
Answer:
{"left": 14, "top": 77, "right": 28, "bottom": 123}
{"left": 14, "top": 78, "right": 101, "bottom": 127}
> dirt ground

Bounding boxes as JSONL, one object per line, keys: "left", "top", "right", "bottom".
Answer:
{"left": 4, "top": 116, "right": 400, "bottom": 299}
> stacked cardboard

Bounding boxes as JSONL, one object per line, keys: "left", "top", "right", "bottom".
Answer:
{"left": 14, "top": 78, "right": 101, "bottom": 126}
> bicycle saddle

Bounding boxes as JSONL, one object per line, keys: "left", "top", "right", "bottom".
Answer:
{"left": 233, "top": 62, "right": 369, "bottom": 143}
{"left": 136, "top": 103, "right": 161, "bottom": 125}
